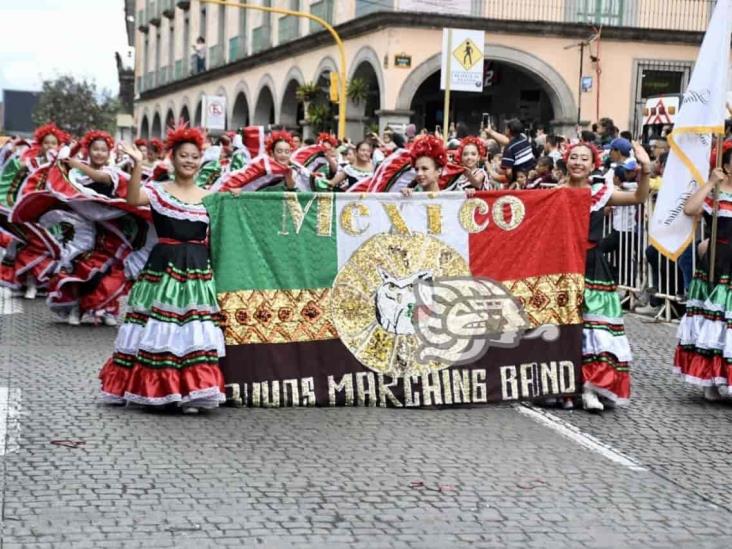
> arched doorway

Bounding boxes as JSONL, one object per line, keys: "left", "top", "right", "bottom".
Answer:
{"left": 140, "top": 116, "right": 150, "bottom": 139}
{"left": 347, "top": 60, "right": 381, "bottom": 139}
{"left": 180, "top": 105, "right": 191, "bottom": 125}
{"left": 165, "top": 109, "right": 175, "bottom": 132}
{"left": 194, "top": 100, "right": 202, "bottom": 127}
{"left": 310, "top": 70, "right": 337, "bottom": 134}
{"left": 409, "top": 62, "right": 555, "bottom": 134}
{"left": 397, "top": 46, "right": 576, "bottom": 135}
{"left": 231, "top": 92, "right": 250, "bottom": 129}
{"left": 254, "top": 86, "right": 275, "bottom": 126}
{"left": 151, "top": 112, "right": 162, "bottom": 138}
{"left": 280, "top": 79, "right": 304, "bottom": 132}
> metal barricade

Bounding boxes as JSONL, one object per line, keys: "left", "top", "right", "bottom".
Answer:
{"left": 603, "top": 192, "right": 700, "bottom": 322}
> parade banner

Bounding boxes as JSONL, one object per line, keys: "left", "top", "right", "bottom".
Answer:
{"left": 649, "top": 0, "right": 732, "bottom": 259}
{"left": 205, "top": 188, "right": 590, "bottom": 408}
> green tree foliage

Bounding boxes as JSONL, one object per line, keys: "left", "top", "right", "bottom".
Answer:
{"left": 32, "top": 75, "right": 119, "bottom": 138}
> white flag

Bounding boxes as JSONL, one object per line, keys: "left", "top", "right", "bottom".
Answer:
{"left": 649, "top": 0, "right": 732, "bottom": 259}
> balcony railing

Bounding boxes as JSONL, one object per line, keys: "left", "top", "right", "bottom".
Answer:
{"left": 144, "top": 71, "right": 156, "bottom": 91}
{"left": 309, "top": 0, "right": 334, "bottom": 33}
{"left": 209, "top": 44, "right": 224, "bottom": 68}
{"left": 278, "top": 15, "right": 299, "bottom": 44}
{"left": 174, "top": 59, "right": 185, "bottom": 80}
{"left": 229, "top": 36, "right": 245, "bottom": 62}
{"left": 252, "top": 26, "right": 271, "bottom": 53}
{"left": 158, "top": 66, "right": 170, "bottom": 86}
{"left": 354, "top": 0, "right": 714, "bottom": 32}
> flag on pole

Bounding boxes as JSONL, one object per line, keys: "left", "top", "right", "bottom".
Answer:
{"left": 649, "top": 0, "right": 732, "bottom": 259}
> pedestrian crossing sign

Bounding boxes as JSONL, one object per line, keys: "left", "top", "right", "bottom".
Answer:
{"left": 453, "top": 38, "right": 482, "bottom": 71}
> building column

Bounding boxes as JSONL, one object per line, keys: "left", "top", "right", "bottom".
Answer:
{"left": 375, "top": 109, "right": 413, "bottom": 134}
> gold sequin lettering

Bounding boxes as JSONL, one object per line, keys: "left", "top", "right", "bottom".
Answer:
{"left": 282, "top": 379, "right": 300, "bottom": 407}
{"left": 328, "top": 374, "right": 354, "bottom": 406}
{"left": 540, "top": 362, "right": 559, "bottom": 395}
{"left": 500, "top": 366, "right": 519, "bottom": 400}
{"left": 382, "top": 203, "right": 410, "bottom": 235}
{"left": 471, "top": 369, "right": 487, "bottom": 403}
{"left": 279, "top": 193, "right": 319, "bottom": 236}
{"left": 356, "top": 372, "right": 377, "bottom": 407}
{"left": 458, "top": 198, "right": 490, "bottom": 233}
{"left": 492, "top": 195, "right": 526, "bottom": 231}
{"left": 377, "top": 375, "right": 403, "bottom": 407}
{"left": 559, "top": 361, "right": 576, "bottom": 393}
{"left": 421, "top": 372, "right": 443, "bottom": 406}
{"left": 301, "top": 377, "right": 316, "bottom": 406}
{"left": 316, "top": 194, "right": 334, "bottom": 237}
{"left": 340, "top": 201, "right": 370, "bottom": 236}
{"left": 426, "top": 204, "right": 443, "bottom": 235}
{"left": 451, "top": 369, "right": 471, "bottom": 404}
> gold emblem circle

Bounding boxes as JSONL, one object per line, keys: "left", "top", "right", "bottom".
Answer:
{"left": 330, "top": 233, "right": 470, "bottom": 377}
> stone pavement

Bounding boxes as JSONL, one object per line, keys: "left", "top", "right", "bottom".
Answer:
{"left": 0, "top": 297, "right": 730, "bottom": 548}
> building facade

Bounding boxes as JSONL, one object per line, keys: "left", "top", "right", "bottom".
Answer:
{"left": 133, "top": 0, "right": 721, "bottom": 140}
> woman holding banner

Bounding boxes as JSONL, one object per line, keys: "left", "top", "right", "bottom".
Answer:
{"left": 674, "top": 142, "right": 732, "bottom": 401}
{"left": 563, "top": 141, "right": 651, "bottom": 411}
{"left": 99, "top": 125, "right": 226, "bottom": 412}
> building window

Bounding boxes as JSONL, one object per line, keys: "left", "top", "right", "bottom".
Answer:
{"left": 169, "top": 22, "right": 175, "bottom": 69}
{"left": 571, "top": 0, "right": 626, "bottom": 26}
{"left": 355, "top": 0, "right": 393, "bottom": 17}
{"left": 631, "top": 59, "right": 692, "bottom": 136}
{"left": 200, "top": 6, "right": 207, "bottom": 40}
{"left": 310, "top": 0, "right": 334, "bottom": 33}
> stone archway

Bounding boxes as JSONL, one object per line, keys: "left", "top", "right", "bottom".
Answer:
{"left": 139, "top": 115, "right": 150, "bottom": 139}
{"left": 180, "top": 104, "right": 191, "bottom": 124}
{"left": 194, "top": 99, "right": 203, "bottom": 127}
{"left": 231, "top": 91, "right": 250, "bottom": 129}
{"left": 396, "top": 44, "right": 577, "bottom": 134}
{"left": 346, "top": 47, "right": 383, "bottom": 140}
{"left": 165, "top": 108, "right": 175, "bottom": 132}
{"left": 280, "top": 66, "right": 306, "bottom": 133}
{"left": 151, "top": 112, "right": 162, "bottom": 138}
{"left": 254, "top": 85, "right": 276, "bottom": 126}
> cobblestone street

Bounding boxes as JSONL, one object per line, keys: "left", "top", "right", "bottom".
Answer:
{"left": 0, "top": 295, "right": 730, "bottom": 548}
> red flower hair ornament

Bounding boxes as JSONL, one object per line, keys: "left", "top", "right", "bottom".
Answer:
{"left": 134, "top": 138, "right": 148, "bottom": 148}
{"left": 80, "top": 130, "right": 115, "bottom": 154}
{"left": 165, "top": 125, "right": 205, "bottom": 153}
{"left": 456, "top": 136, "right": 487, "bottom": 162}
{"left": 265, "top": 130, "right": 295, "bottom": 156}
{"left": 317, "top": 132, "right": 338, "bottom": 148}
{"left": 410, "top": 135, "right": 448, "bottom": 168}
{"left": 33, "top": 123, "right": 69, "bottom": 146}
{"left": 710, "top": 139, "right": 732, "bottom": 170}
{"left": 150, "top": 138, "right": 166, "bottom": 153}
{"left": 563, "top": 142, "right": 603, "bottom": 170}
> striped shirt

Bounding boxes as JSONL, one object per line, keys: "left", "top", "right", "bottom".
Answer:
{"left": 501, "top": 135, "right": 536, "bottom": 172}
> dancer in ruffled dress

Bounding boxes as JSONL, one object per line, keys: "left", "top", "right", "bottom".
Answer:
{"left": 99, "top": 126, "right": 226, "bottom": 411}
{"left": 674, "top": 141, "right": 732, "bottom": 401}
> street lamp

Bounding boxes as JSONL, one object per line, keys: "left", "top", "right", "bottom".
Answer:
{"left": 201, "top": 0, "right": 348, "bottom": 139}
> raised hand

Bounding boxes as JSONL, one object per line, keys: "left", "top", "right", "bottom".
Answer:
{"left": 119, "top": 142, "right": 143, "bottom": 164}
